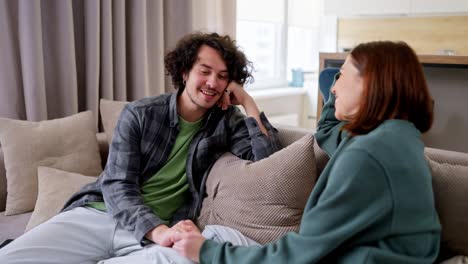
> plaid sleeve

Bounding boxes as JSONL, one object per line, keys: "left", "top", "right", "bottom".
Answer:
{"left": 101, "top": 104, "right": 165, "bottom": 242}
{"left": 228, "top": 107, "right": 282, "bottom": 161}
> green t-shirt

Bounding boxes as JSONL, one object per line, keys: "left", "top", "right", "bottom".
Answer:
{"left": 88, "top": 116, "right": 202, "bottom": 222}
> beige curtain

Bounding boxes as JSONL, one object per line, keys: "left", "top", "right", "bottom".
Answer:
{"left": 0, "top": 0, "right": 236, "bottom": 121}
{"left": 0, "top": 0, "right": 235, "bottom": 125}
{"left": 191, "top": 0, "right": 236, "bottom": 36}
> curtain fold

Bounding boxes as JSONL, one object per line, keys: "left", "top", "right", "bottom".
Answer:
{"left": 18, "top": 0, "right": 48, "bottom": 121}
{"left": 0, "top": 0, "right": 170, "bottom": 123}
{"left": 191, "top": 0, "right": 236, "bottom": 36}
{"left": 0, "top": 0, "right": 236, "bottom": 125}
{"left": 0, "top": 1, "right": 24, "bottom": 120}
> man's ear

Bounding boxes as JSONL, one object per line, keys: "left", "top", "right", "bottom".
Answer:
{"left": 182, "top": 73, "right": 188, "bottom": 82}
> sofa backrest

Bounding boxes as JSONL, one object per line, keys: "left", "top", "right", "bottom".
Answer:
{"left": 425, "top": 147, "right": 468, "bottom": 258}
{"left": 425, "top": 147, "right": 468, "bottom": 166}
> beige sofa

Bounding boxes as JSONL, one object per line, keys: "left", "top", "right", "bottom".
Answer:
{"left": 0, "top": 132, "right": 109, "bottom": 242}
{"left": 0, "top": 116, "right": 467, "bottom": 263}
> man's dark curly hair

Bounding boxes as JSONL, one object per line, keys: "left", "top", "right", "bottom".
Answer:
{"left": 164, "top": 32, "right": 253, "bottom": 94}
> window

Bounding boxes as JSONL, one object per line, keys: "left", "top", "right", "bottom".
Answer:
{"left": 237, "top": 0, "right": 322, "bottom": 89}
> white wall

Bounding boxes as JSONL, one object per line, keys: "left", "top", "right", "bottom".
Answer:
{"left": 250, "top": 88, "right": 308, "bottom": 127}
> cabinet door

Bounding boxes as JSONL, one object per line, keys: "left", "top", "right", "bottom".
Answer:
{"left": 324, "top": 0, "right": 410, "bottom": 16}
{"left": 411, "top": 0, "right": 468, "bottom": 14}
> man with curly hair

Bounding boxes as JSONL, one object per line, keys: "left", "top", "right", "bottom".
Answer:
{"left": 0, "top": 32, "right": 281, "bottom": 263}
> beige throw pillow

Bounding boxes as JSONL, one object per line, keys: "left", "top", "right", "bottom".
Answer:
{"left": 429, "top": 159, "right": 468, "bottom": 256}
{"left": 0, "top": 111, "right": 102, "bottom": 215}
{"left": 100, "top": 99, "right": 128, "bottom": 144}
{"left": 25, "top": 167, "right": 97, "bottom": 231}
{"left": 197, "top": 133, "right": 317, "bottom": 244}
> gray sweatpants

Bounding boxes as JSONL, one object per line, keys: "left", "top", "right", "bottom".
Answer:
{"left": 0, "top": 207, "right": 259, "bottom": 264}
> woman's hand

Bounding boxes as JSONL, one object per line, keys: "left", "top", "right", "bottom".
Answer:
{"left": 172, "top": 231, "right": 206, "bottom": 263}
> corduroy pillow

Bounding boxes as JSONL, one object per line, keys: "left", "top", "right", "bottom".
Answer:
{"left": 0, "top": 111, "right": 102, "bottom": 215}
{"left": 429, "top": 159, "right": 468, "bottom": 256}
{"left": 25, "top": 167, "right": 97, "bottom": 231}
{"left": 197, "top": 133, "right": 317, "bottom": 244}
{"left": 100, "top": 99, "right": 128, "bottom": 144}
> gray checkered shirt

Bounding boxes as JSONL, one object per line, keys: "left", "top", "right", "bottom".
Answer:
{"left": 62, "top": 93, "right": 281, "bottom": 242}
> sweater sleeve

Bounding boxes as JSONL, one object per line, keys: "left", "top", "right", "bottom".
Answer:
{"left": 314, "top": 92, "right": 347, "bottom": 157}
{"left": 200, "top": 149, "right": 393, "bottom": 264}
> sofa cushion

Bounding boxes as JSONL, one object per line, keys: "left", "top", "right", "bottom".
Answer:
{"left": 25, "top": 167, "right": 97, "bottom": 231}
{"left": 0, "top": 111, "right": 102, "bottom": 215}
{"left": 275, "top": 124, "right": 329, "bottom": 177}
{"left": 197, "top": 133, "right": 317, "bottom": 244}
{"left": 100, "top": 98, "right": 128, "bottom": 144}
{"left": 0, "top": 211, "right": 31, "bottom": 242}
{"left": 429, "top": 159, "right": 468, "bottom": 256}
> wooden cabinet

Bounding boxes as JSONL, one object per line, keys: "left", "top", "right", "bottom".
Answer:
{"left": 324, "top": 0, "right": 468, "bottom": 17}
{"left": 324, "top": 0, "right": 409, "bottom": 16}
{"left": 411, "top": 0, "right": 468, "bottom": 14}
{"left": 318, "top": 52, "right": 468, "bottom": 153}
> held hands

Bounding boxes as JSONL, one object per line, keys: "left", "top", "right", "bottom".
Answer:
{"left": 172, "top": 229, "right": 206, "bottom": 263}
{"left": 217, "top": 82, "right": 254, "bottom": 110}
{"left": 145, "top": 220, "right": 201, "bottom": 247}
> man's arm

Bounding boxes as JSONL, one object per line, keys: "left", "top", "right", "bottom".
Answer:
{"left": 221, "top": 82, "right": 269, "bottom": 136}
{"left": 220, "top": 83, "right": 282, "bottom": 161}
{"left": 101, "top": 104, "right": 166, "bottom": 243}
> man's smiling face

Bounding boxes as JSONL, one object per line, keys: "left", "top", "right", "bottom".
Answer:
{"left": 181, "top": 45, "right": 229, "bottom": 112}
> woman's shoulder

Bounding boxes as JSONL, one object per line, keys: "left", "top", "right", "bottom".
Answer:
{"left": 352, "top": 119, "right": 420, "bottom": 148}
{"left": 346, "top": 120, "right": 425, "bottom": 174}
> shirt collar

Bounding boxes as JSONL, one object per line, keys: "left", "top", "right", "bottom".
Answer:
{"left": 169, "top": 93, "right": 179, "bottom": 127}
{"left": 169, "top": 92, "right": 224, "bottom": 129}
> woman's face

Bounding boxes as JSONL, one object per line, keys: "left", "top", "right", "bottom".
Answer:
{"left": 331, "top": 56, "right": 364, "bottom": 121}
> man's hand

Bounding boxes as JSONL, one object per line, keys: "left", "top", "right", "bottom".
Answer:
{"left": 218, "top": 82, "right": 253, "bottom": 110}
{"left": 145, "top": 220, "right": 201, "bottom": 247}
{"left": 172, "top": 231, "right": 206, "bottom": 263}
{"left": 173, "top": 220, "right": 201, "bottom": 235}
{"left": 217, "top": 81, "right": 269, "bottom": 136}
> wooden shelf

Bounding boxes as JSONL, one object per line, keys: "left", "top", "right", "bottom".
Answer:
{"left": 319, "top": 53, "right": 468, "bottom": 75}
{"left": 418, "top": 54, "right": 468, "bottom": 67}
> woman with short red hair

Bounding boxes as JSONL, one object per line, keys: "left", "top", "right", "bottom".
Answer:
{"left": 173, "top": 41, "right": 441, "bottom": 264}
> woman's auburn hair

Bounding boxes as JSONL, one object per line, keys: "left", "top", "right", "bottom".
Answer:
{"left": 343, "top": 41, "right": 434, "bottom": 135}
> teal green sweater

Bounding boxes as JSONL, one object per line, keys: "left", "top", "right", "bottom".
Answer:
{"left": 200, "top": 93, "right": 441, "bottom": 263}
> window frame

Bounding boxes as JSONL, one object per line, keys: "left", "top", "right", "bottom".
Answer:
{"left": 237, "top": 0, "right": 319, "bottom": 90}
